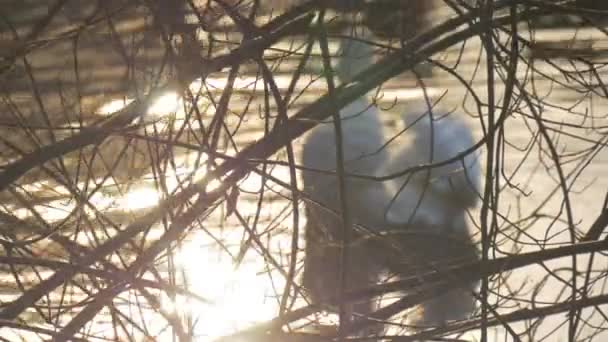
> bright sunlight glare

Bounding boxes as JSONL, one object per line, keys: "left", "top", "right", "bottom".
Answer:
{"left": 147, "top": 92, "right": 180, "bottom": 118}
{"left": 117, "top": 187, "right": 160, "bottom": 210}
{"left": 96, "top": 92, "right": 181, "bottom": 119}
{"left": 165, "top": 235, "right": 281, "bottom": 340}
{"left": 96, "top": 97, "right": 134, "bottom": 115}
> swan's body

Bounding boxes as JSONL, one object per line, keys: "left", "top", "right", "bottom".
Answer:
{"left": 301, "top": 31, "right": 390, "bottom": 235}
{"left": 300, "top": 35, "right": 390, "bottom": 318}
{"left": 300, "top": 32, "right": 481, "bottom": 332}
{"left": 380, "top": 109, "right": 481, "bottom": 326}
{"left": 383, "top": 109, "right": 481, "bottom": 229}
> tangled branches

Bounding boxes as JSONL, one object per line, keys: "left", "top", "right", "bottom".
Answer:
{"left": 0, "top": 0, "right": 608, "bottom": 341}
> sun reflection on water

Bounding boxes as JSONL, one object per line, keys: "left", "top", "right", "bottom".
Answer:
{"left": 163, "top": 234, "right": 286, "bottom": 341}
{"left": 95, "top": 91, "right": 182, "bottom": 119}
{"left": 96, "top": 97, "right": 134, "bottom": 115}
{"left": 118, "top": 187, "right": 160, "bottom": 210}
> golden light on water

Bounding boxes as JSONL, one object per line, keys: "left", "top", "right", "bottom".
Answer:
{"left": 165, "top": 235, "right": 282, "bottom": 340}
{"left": 5, "top": 180, "right": 293, "bottom": 341}
{"left": 201, "top": 75, "right": 296, "bottom": 91}
{"left": 4, "top": 82, "right": 439, "bottom": 341}
{"left": 96, "top": 97, "right": 134, "bottom": 115}
{"left": 95, "top": 92, "right": 181, "bottom": 118}
{"left": 143, "top": 165, "right": 307, "bottom": 340}
{"left": 11, "top": 201, "right": 72, "bottom": 223}
{"left": 96, "top": 76, "right": 251, "bottom": 120}
{"left": 147, "top": 92, "right": 181, "bottom": 118}
{"left": 117, "top": 187, "right": 161, "bottom": 210}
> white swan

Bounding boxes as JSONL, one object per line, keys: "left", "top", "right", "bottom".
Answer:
{"left": 300, "top": 31, "right": 390, "bottom": 322}
{"left": 300, "top": 31, "right": 482, "bottom": 331}
{"left": 300, "top": 30, "right": 389, "bottom": 234}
